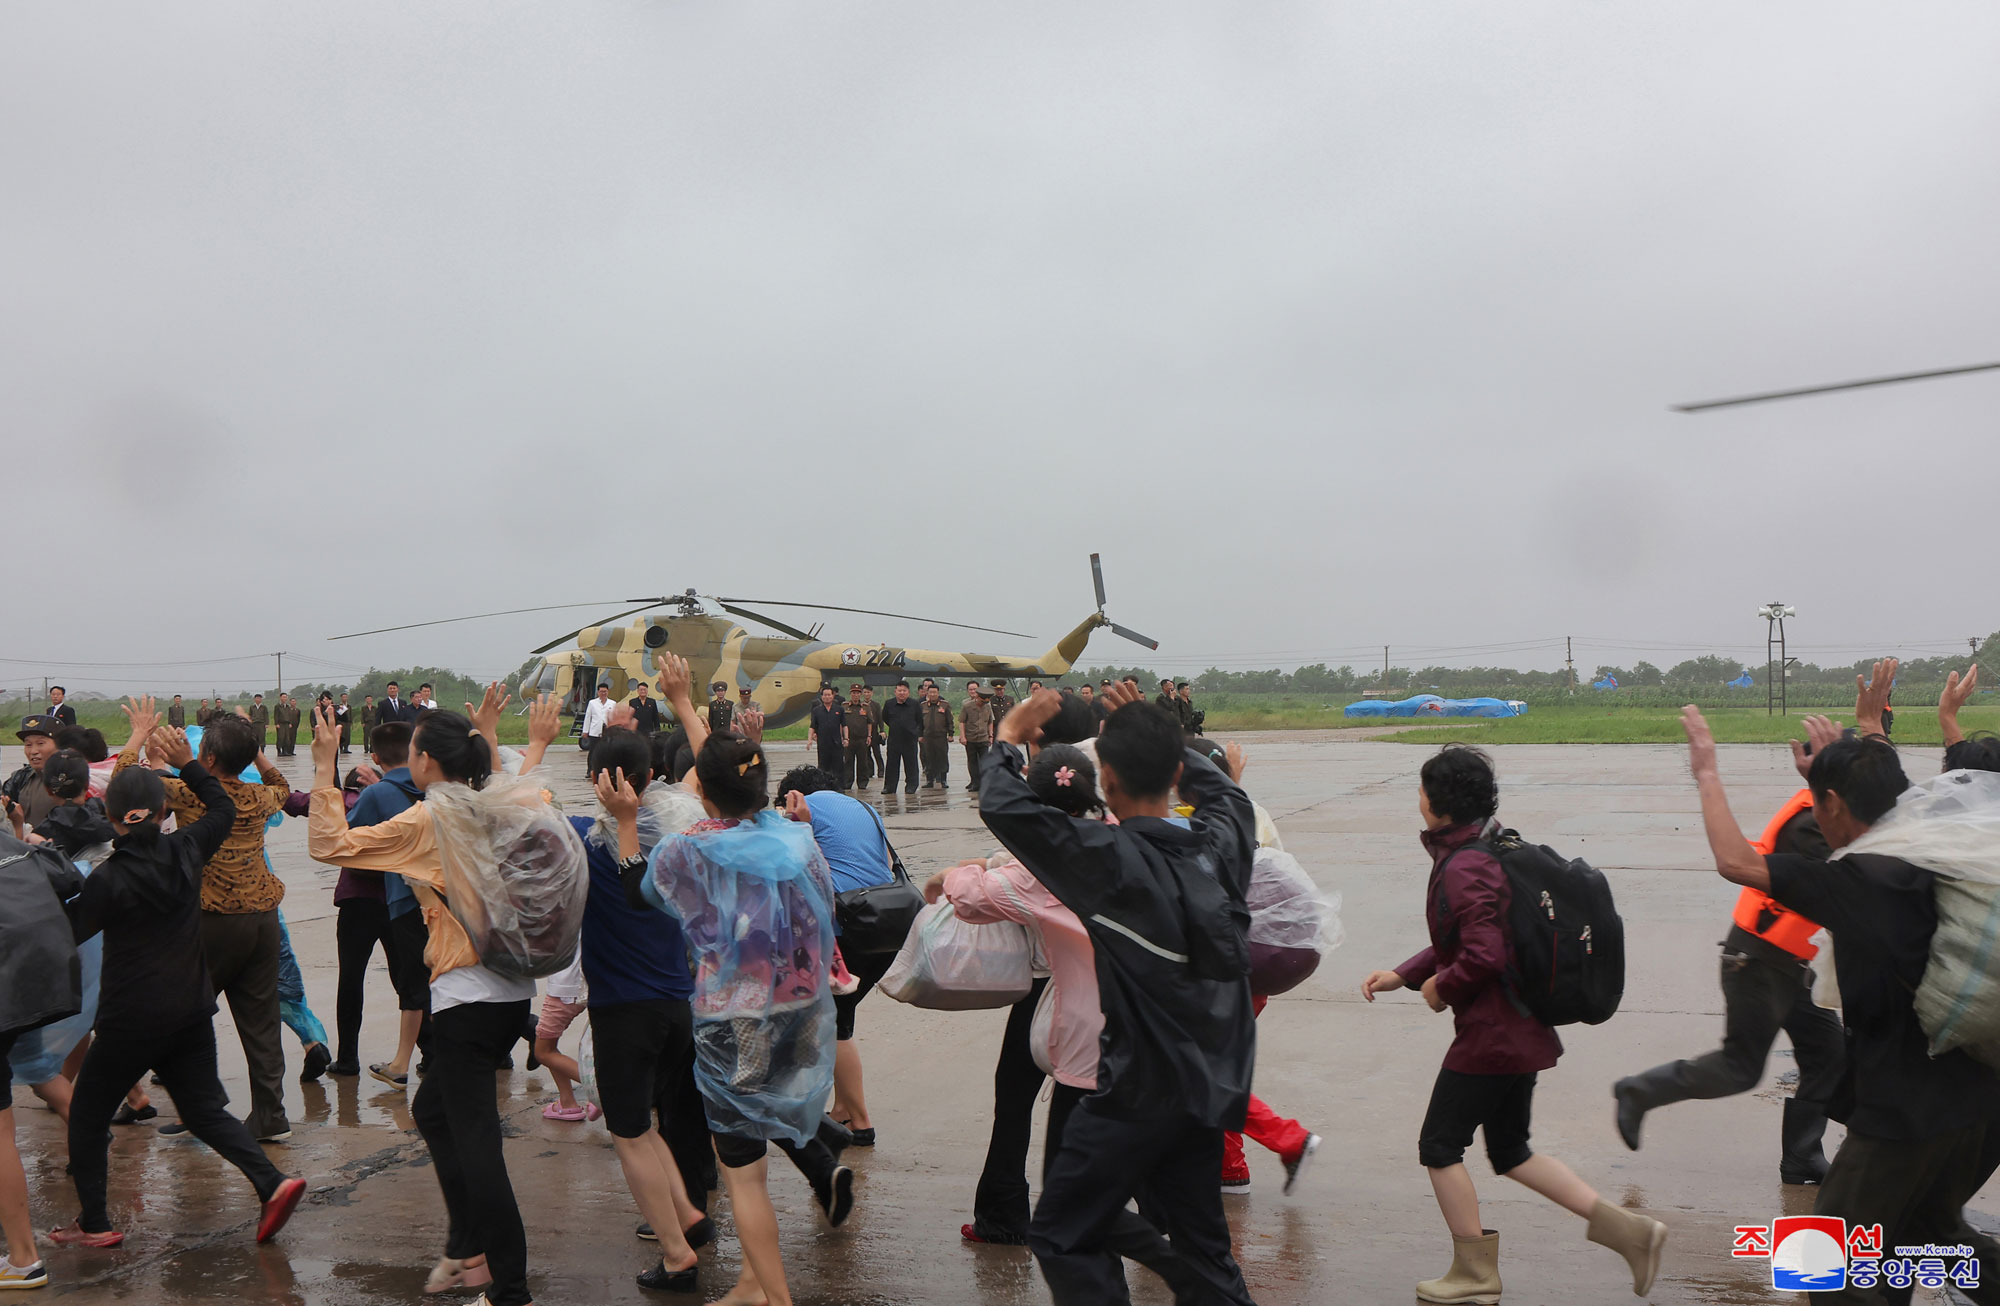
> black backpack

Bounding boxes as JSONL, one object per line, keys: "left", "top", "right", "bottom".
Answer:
{"left": 1445, "top": 830, "right": 1624, "bottom": 1027}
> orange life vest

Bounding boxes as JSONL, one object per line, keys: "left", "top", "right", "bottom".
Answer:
{"left": 1730, "top": 788, "right": 1821, "bottom": 960}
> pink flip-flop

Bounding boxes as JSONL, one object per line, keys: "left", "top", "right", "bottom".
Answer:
{"left": 542, "top": 1102, "right": 588, "bottom": 1122}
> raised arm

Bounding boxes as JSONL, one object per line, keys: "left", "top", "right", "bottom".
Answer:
{"left": 1175, "top": 745, "right": 1257, "bottom": 897}
{"left": 1940, "top": 665, "right": 1979, "bottom": 749}
{"left": 517, "top": 693, "right": 563, "bottom": 774}
{"left": 1682, "top": 706, "right": 1770, "bottom": 891}
{"left": 159, "top": 730, "right": 238, "bottom": 866}
{"left": 656, "top": 655, "right": 706, "bottom": 759}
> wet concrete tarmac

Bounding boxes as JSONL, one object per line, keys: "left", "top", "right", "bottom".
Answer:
{"left": 7, "top": 733, "right": 1994, "bottom": 1304}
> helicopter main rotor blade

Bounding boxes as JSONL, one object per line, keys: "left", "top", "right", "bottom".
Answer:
{"left": 1109, "top": 622, "right": 1160, "bottom": 651}
{"left": 713, "top": 598, "right": 1033, "bottom": 642}
{"left": 1090, "top": 553, "right": 1108, "bottom": 610}
{"left": 718, "top": 603, "right": 815, "bottom": 641}
{"left": 329, "top": 600, "right": 633, "bottom": 642}
{"left": 1673, "top": 361, "right": 2000, "bottom": 412}
{"left": 527, "top": 601, "right": 675, "bottom": 655}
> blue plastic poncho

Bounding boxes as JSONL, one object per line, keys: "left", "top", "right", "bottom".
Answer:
{"left": 645, "top": 811, "right": 837, "bottom": 1148}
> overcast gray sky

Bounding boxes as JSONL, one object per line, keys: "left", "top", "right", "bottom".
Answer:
{"left": 4, "top": 2, "right": 1995, "bottom": 694}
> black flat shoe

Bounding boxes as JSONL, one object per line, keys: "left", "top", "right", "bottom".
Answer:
{"left": 815, "top": 1165, "right": 855, "bottom": 1228}
{"left": 109, "top": 1104, "right": 157, "bottom": 1126}
{"left": 847, "top": 1126, "right": 876, "bottom": 1147}
{"left": 684, "top": 1217, "right": 715, "bottom": 1251}
{"left": 300, "top": 1042, "right": 332, "bottom": 1082}
{"left": 636, "top": 1261, "right": 699, "bottom": 1293}
{"left": 327, "top": 1059, "right": 360, "bottom": 1077}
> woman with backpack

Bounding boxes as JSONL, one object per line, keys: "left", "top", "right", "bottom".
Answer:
{"left": 1361, "top": 745, "right": 1666, "bottom": 1304}
{"left": 307, "top": 689, "right": 572, "bottom": 1306}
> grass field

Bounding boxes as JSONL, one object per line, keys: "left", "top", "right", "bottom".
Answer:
{"left": 9, "top": 697, "right": 1993, "bottom": 749}
{"left": 1361, "top": 703, "right": 2000, "bottom": 746}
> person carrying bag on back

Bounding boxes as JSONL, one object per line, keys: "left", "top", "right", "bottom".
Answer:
{"left": 308, "top": 687, "right": 581, "bottom": 1306}
{"left": 1362, "top": 745, "right": 1665, "bottom": 1305}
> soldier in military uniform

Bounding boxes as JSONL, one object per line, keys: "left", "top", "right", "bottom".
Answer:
{"left": 863, "top": 685, "right": 885, "bottom": 776}
{"left": 249, "top": 694, "right": 271, "bottom": 751}
{"left": 808, "top": 685, "right": 848, "bottom": 788}
{"left": 919, "top": 685, "right": 954, "bottom": 789}
{"left": 843, "top": 684, "right": 875, "bottom": 790}
{"left": 959, "top": 682, "right": 994, "bottom": 793}
{"left": 167, "top": 694, "right": 187, "bottom": 728}
{"left": 707, "top": 682, "right": 735, "bottom": 735}
{"left": 988, "top": 678, "right": 1015, "bottom": 725}
{"left": 1155, "top": 678, "right": 1178, "bottom": 715}
{"left": 196, "top": 698, "right": 214, "bottom": 726}
{"left": 273, "top": 693, "right": 302, "bottom": 756}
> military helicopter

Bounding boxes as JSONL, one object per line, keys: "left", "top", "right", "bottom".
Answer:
{"left": 330, "top": 554, "right": 1158, "bottom": 728}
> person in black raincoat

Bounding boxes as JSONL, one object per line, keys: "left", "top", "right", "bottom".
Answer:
{"left": 1, "top": 829, "right": 86, "bottom": 1287}
{"left": 979, "top": 684, "right": 1258, "bottom": 1306}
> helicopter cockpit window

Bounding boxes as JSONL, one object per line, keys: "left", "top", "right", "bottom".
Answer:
{"left": 532, "top": 663, "right": 559, "bottom": 695}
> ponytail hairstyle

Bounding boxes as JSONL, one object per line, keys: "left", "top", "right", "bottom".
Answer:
{"left": 43, "top": 750, "right": 92, "bottom": 801}
{"left": 412, "top": 709, "right": 494, "bottom": 790}
{"left": 1026, "top": 743, "right": 1104, "bottom": 818}
{"left": 105, "top": 765, "right": 167, "bottom": 846}
{"left": 693, "top": 732, "right": 768, "bottom": 819}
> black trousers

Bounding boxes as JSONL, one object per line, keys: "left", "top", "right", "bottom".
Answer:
{"left": 1624, "top": 950, "right": 1844, "bottom": 1110}
{"left": 199, "top": 909, "right": 289, "bottom": 1137}
{"left": 274, "top": 725, "right": 297, "bottom": 756}
{"left": 335, "top": 899, "right": 394, "bottom": 1065}
{"left": 69, "top": 1018, "right": 285, "bottom": 1233}
{"left": 972, "top": 977, "right": 1049, "bottom": 1240}
{"left": 882, "top": 734, "right": 919, "bottom": 793}
{"left": 817, "top": 738, "right": 847, "bottom": 788}
{"left": 1030, "top": 1102, "right": 1255, "bottom": 1306}
{"left": 337, "top": 722, "right": 351, "bottom": 753}
{"left": 963, "top": 741, "right": 989, "bottom": 788}
{"left": 1815, "top": 1122, "right": 1999, "bottom": 1305}
{"left": 921, "top": 736, "right": 950, "bottom": 787}
{"left": 411, "top": 1000, "right": 534, "bottom": 1306}
{"left": 845, "top": 741, "right": 874, "bottom": 789}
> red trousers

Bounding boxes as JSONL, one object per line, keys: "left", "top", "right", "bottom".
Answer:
{"left": 1222, "top": 996, "right": 1309, "bottom": 1174}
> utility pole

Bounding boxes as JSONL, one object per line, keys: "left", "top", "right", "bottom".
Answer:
{"left": 1383, "top": 646, "right": 1389, "bottom": 684}
{"left": 1565, "top": 636, "right": 1576, "bottom": 695}
{"left": 274, "top": 652, "right": 284, "bottom": 701}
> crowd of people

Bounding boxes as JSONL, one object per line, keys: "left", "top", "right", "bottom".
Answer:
{"left": 1, "top": 655, "right": 1996, "bottom": 1305}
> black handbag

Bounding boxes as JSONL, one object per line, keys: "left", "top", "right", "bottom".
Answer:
{"left": 835, "top": 805, "right": 924, "bottom": 956}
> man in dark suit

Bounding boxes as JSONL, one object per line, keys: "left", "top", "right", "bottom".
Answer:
{"left": 47, "top": 686, "right": 76, "bottom": 729}
{"left": 376, "top": 681, "right": 413, "bottom": 726}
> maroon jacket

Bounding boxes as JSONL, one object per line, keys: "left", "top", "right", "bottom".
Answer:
{"left": 1397, "top": 820, "right": 1562, "bottom": 1075}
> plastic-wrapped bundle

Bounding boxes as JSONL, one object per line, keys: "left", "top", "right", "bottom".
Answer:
{"left": 647, "top": 812, "right": 836, "bottom": 1149}
{"left": 590, "top": 782, "right": 707, "bottom": 853}
{"left": 427, "top": 772, "right": 588, "bottom": 980}
{"left": 879, "top": 900, "right": 1035, "bottom": 1010}
{"left": 1839, "top": 770, "right": 2000, "bottom": 1068}
{"left": 1246, "top": 848, "right": 1342, "bottom": 997}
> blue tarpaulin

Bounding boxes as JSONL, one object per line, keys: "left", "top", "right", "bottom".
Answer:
{"left": 1727, "top": 673, "right": 1755, "bottom": 688}
{"left": 1343, "top": 695, "right": 1527, "bottom": 719}
{"left": 1593, "top": 675, "right": 1618, "bottom": 690}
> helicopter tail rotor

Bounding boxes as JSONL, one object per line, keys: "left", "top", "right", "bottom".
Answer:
{"left": 1089, "top": 553, "right": 1158, "bottom": 650}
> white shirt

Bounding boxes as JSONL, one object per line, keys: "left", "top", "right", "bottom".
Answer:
{"left": 431, "top": 962, "right": 538, "bottom": 1014}
{"left": 582, "top": 698, "right": 613, "bottom": 738}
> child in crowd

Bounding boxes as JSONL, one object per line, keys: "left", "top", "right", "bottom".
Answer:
{"left": 532, "top": 956, "right": 596, "bottom": 1122}
{"left": 633, "top": 730, "right": 850, "bottom": 1306}
{"left": 1362, "top": 745, "right": 1666, "bottom": 1303}
{"left": 58, "top": 724, "right": 306, "bottom": 1250}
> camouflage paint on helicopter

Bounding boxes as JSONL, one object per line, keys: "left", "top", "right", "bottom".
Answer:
{"left": 335, "top": 556, "right": 1157, "bottom": 730}
{"left": 529, "top": 611, "right": 1118, "bottom": 728}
